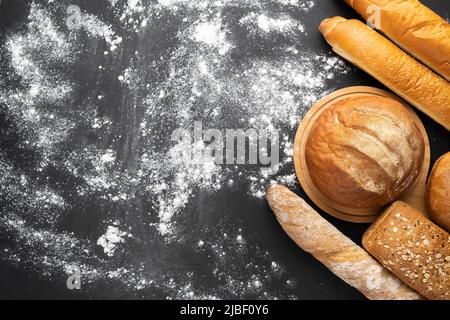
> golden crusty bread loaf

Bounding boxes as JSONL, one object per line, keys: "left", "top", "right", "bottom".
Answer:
{"left": 427, "top": 152, "right": 450, "bottom": 232}
{"left": 319, "top": 17, "right": 450, "bottom": 131}
{"left": 363, "top": 201, "right": 450, "bottom": 300}
{"left": 305, "top": 95, "right": 425, "bottom": 209}
{"left": 344, "top": 0, "right": 450, "bottom": 81}
{"left": 266, "top": 185, "right": 422, "bottom": 300}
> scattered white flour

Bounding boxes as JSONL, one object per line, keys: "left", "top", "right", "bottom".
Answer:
{"left": 277, "top": 0, "right": 315, "bottom": 10}
{"left": 128, "top": 0, "right": 141, "bottom": 9}
{"left": 157, "top": 0, "right": 315, "bottom": 12}
{"left": 192, "top": 21, "right": 232, "bottom": 56}
{"left": 2, "top": 3, "right": 75, "bottom": 168}
{"left": 155, "top": 139, "right": 223, "bottom": 236}
{"left": 118, "top": 0, "right": 147, "bottom": 31}
{"left": 240, "top": 13, "right": 305, "bottom": 34}
{"left": 77, "top": 13, "right": 123, "bottom": 52}
{"left": 259, "top": 14, "right": 304, "bottom": 33}
{"left": 97, "top": 226, "right": 129, "bottom": 257}
{"left": 0, "top": 0, "right": 352, "bottom": 299}
{"left": 7, "top": 4, "right": 73, "bottom": 101}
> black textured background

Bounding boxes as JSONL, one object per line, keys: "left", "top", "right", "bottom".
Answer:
{"left": 0, "top": 0, "right": 449, "bottom": 300}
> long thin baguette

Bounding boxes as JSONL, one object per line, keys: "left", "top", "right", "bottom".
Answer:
{"left": 319, "top": 16, "right": 450, "bottom": 131}
{"left": 266, "top": 184, "right": 422, "bottom": 300}
{"left": 343, "top": 0, "right": 450, "bottom": 81}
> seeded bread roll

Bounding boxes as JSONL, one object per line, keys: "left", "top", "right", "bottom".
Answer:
{"left": 305, "top": 95, "right": 425, "bottom": 208}
{"left": 363, "top": 201, "right": 450, "bottom": 300}
{"left": 343, "top": 0, "right": 450, "bottom": 81}
{"left": 427, "top": 152, "right": 450, "bottom": 232}
{"left": 266, "top": 185, "right": 422, "bottom": 300}
{"left": 319, "top": 17, "right": 450, "bottom": 131}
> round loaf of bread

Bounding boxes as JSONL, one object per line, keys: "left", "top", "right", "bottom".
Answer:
{"left": 427, "top": 152, "right": 450, "bottom": 232}
{"left": 305, "top": 96, "right": 425, "bottom": 208}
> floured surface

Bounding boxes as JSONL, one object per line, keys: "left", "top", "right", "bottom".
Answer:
{"left": 0, "top": 0, "right": 352, "bottom": 299}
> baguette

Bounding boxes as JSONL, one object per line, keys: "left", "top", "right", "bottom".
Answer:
{"left": 363, "top": 201, "right": 450, "bottom": 300}
{"left": 319, "top": 16, "right": 450, "bottom": 131}
{"left": 343, "top": 0, "right": 450, "bottom": 81}
{"left": 266, "top": 184, "right": 422, "bottom": 300}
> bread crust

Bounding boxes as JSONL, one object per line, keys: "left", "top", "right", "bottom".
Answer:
{"left": 427, "top": 152, "right": 450, "bottom": 232}
{"left": 363, "top": 201, "right": 450, "bottom": 300}
{"left": 266, "top": 185, "right": 422, "bottom": 300}
{"left": 344, "top": 0, "right": 450, "bottom": 81}
{"left": 305, "top": 96, "right": 424, "bottom": 208}
{"left": 319, "top": 17, "right": 450, "bottom": 131}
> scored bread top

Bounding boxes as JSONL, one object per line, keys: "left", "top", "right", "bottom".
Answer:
{"left": 305, "top": 96, "right": 424, "bottom": 208}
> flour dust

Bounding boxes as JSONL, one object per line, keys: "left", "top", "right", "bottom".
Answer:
{"left": 0, "top": 0, "right": 349, "bottom": 299}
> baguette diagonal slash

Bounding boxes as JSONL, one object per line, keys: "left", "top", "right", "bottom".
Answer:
{"left": 343, "top": 0, "right": 450, "bottom": 81}
{"left": 319, "top": 16, "right": 450, "bottom": 131}
{"left": 266, "top": 184, "right": 422, "bottom": 300}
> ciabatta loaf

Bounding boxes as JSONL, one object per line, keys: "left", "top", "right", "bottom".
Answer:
{"left": 363, "top": 201, "right": 450, "bottom": 300}
{"left": 319, "top": 17, "right": 450, "bottom": 131}
{"left": 266, "top": 185, "right": 422, "bottom": 300}
{"left": 344, "top": 0, "right": 450, "bottom": 81}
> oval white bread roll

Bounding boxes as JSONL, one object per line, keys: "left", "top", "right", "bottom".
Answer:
{"left": 344, "top": 0, "right": 450, "bottom": 81}
{"left": 319, "top": 16, "right": 450, "bottom": 131}
{"left": 266, "top": 184, "right": 422, "bottom": 300}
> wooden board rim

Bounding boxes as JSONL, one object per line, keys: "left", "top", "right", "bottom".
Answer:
{"left": 293, "top": 86, "right": 431, "bottom": 223}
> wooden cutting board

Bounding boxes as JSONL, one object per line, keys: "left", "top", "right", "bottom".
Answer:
{"left": 293, "top": 86, "right": 431, "bottom": 223}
